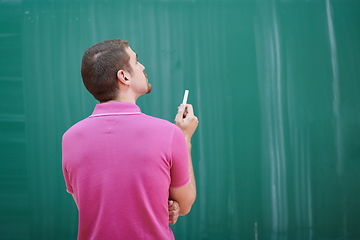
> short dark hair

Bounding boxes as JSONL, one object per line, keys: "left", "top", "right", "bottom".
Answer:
{"left": 81, "top": 39, "right": 132, "bottom": 102}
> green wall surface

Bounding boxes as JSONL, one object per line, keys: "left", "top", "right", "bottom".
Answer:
{"left": 1, "top": 0, "right": 360, "bottom": 239}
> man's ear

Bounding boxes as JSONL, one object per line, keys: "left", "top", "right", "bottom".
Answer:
{"left": 117, "top": 70, "right": 130, "bottom": 85}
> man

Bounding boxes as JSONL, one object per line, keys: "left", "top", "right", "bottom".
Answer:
{"left": 62, "top": 39, "right": 198, "bottom": 239}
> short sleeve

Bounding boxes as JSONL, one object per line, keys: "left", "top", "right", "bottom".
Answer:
{"left": 62, "top": 134, "right": 74, "bottom": 194}
{"left": 170, "top": 127, "right": 190, "bottom": 188}
{"left": 62, "top": 166, "right": 74, "bottom": 194}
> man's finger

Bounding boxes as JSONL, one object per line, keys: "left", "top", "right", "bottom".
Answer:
{"left": 175, "top": 104, "right": 186, "bottom": 123}
{"left": 183, "top": 104, "right": 194, "bottom": 117}
{"left": 168, "top": 200, "right": 175, "bottom": 210}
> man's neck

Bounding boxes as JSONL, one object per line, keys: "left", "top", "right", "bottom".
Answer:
{"left": 102, "top": 95, "right": 137, "bottom": 104}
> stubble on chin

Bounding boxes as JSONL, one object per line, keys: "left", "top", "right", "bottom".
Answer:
{"left": 144, "top": 71, "right": 152, "bottom": 94}
{"left": 147, "top": 83, "right": 152, "bottom": 94}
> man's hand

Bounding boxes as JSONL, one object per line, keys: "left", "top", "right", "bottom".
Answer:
{"left": 174, "top": 104, "right": 198, "bottom": 141}
{"left": 168, "top": 200, "right": 180, "bottom": 225}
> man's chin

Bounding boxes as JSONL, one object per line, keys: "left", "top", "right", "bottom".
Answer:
{"left": 146, "top": 83, "right": 153, "bottom": 94}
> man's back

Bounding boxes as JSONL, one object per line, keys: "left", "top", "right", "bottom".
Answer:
{"left": 62, "top": 102, "right": 190, "bottom": 239}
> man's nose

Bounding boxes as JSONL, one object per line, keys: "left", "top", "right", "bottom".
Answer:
{"left": 140, "top": 62, "right": 145, "bottom": 70}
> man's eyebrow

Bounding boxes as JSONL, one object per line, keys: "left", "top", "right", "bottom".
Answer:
{"left": 136, "top": 54, "right": 138, "bottom": 61}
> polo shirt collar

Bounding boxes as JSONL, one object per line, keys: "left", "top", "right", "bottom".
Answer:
{"left": 91, "top": 102, "right": 142, "bottom": 117}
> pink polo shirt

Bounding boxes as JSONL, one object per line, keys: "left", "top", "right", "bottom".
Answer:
{"left": 62, "top": 102, "right": 190, "bottom": 240}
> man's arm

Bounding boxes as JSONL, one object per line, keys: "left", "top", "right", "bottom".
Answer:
{"left": 72, "top": 194, "right": 78, "bottom": 208}
{"left": 170, "top": 104, "right": 198, "bottom": 216}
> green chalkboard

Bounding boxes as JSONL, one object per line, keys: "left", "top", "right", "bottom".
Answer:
{"left": 1, "top": 1, "right": 360, "bottom": 239}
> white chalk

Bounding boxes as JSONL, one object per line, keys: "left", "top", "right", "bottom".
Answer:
{"left": 182, "top": 90, "right": 189, "bottom": 105}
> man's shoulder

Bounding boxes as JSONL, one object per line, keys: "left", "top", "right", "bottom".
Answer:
{"left": 62, "top": 117, "right": 91, "bottom": 139}
{"left": 142, "top": 114, "right": 178, "bottom": 129}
